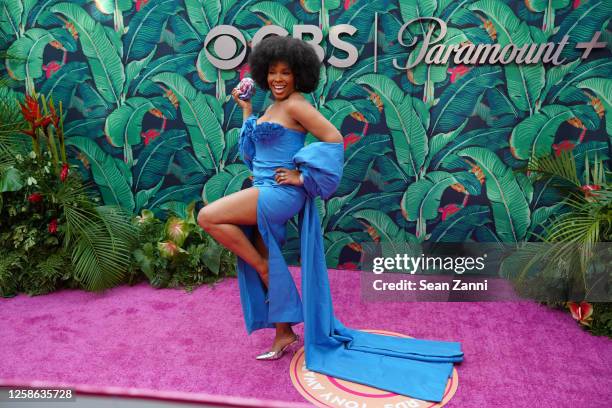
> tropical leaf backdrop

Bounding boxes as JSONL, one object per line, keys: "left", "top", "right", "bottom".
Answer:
{"left": 1, "top": 0, "right": 610, "bottom": 268}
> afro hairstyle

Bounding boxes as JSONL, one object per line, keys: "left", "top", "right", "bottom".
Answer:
{"left": 248, "top": 35, "right": 321, "bottom": 93}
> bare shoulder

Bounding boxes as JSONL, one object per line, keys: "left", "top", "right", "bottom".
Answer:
{"left": 285, "top": 93, "right": 343, "bottom": 143}
{"left": 286, "top": 92, "right": 310, "bottom": 112}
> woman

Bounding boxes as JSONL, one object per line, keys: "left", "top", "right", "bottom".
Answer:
{"left": 198, "top": 35, "right": 341, "bottom": 358}
{"left": 198, "top": 36, "right": 463, "bottom": 403}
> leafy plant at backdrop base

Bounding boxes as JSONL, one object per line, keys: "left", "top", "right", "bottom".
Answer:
{"left": 0, "top": 89, "right": 136, "bottom": 296}
{"left": 130, "top": 202, "right": 236, "bottom": 292}
{"left": 500, "top": 150, "right": 611, "bottom": 337}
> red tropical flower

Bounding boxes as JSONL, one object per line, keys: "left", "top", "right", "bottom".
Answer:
{"left": 238, "top": 63, "right": 251, "bottom": 80}
{"left": 48, "top": 100, "right": 60, "bottom": 128}
{"left": 567, "top": 301, "right": 593, "bottom": 326}
{"left": 28, "top": 193, "right": 43, "bottom": 203}
{"left": 552, "top": 140, "right": 575, "bottom": 156}
{"left": 48, "top": 219, "right": 58, "bottom": 234}
{"left": 337, "top": 262, "right": 358, "bottom": 270}
{"left": 343, "top": 133, "right": 361, "bottom": 150}
{"left": 439, "top": 203, "right": 461, "bottom": 221}
{"left": 141, "top": 129, "right": 160, "bottom": 145}
{"left": 42, "top": 61, "right": 61, "bottom": 78}
{"left": 447, "top": 65, "right": 470, "bottom": 83}
{"left": 343, "top": 0, "right": 357, "bottom": 10}
{"left": 60, "top": 163, "right": 69, "bottom": 182}
{"left": 572, "top": 0, "right": 581, "bottom": 8}
{"left": 19, "top": 94, "right": 41, "bottom": 123}
{"left": 19, "top": 94, "right": 52, "bottom": 136}
{"left": 135, "top": 0, "right": 149, "bottom": 11}
{"left": 580, "top": 184, "right": 601, "bottom": 198}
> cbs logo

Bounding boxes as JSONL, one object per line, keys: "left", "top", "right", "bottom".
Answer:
{"left": 204, "top": 24, "right": 359, "bottom": 69}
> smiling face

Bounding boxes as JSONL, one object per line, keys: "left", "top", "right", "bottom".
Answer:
{"left": 267, "top": 60, "right": 295, "bottom": 100}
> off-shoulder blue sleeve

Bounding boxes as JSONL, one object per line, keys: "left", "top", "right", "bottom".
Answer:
{"left": 292, "top": 142, "right": 344, "bottom": 200}
{"left": 239, "top": 115, "right": 257, "bottom": 171}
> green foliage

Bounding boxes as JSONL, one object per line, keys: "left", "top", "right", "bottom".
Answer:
{"left": 501, "top": 150, "right": 611, "bottom": 336}
{"left": 130, "top": 204, "right": 236, "bottom": 291}
{"left": 589, "top": 303, "right": 612, "bottom": 337}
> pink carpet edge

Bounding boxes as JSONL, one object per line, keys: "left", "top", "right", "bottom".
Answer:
{"left": 0, "top": 377, "right": 313, "bottom": 408}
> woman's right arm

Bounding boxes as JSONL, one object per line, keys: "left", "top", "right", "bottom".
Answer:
{"left": 230, "top": 88, "right": 253, "bottom": 121}
{"left": 231, "top": 87, "right": 256, "bottom": 171}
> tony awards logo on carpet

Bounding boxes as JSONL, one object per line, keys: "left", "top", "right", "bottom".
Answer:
{"left": 289, "top": 330, "right": 459, "bottom": 408}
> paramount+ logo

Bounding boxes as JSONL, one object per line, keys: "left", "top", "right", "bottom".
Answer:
{"left": 203, "top": 16, "right": 606, "bottom": 71}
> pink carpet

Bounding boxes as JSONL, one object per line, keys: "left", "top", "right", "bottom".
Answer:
{"left": 1, "top": 268, "right": 610, "bottom": 407}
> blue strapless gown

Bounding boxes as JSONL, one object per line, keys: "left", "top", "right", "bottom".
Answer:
{"left": 236, "top": 115, "right": 464, "bottom": 402}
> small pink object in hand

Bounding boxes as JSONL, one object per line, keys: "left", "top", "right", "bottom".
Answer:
{"left": 236, "top": 77, "right": 255, "bottom": 100}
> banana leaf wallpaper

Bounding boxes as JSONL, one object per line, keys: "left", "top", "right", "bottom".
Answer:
{"left": 1, "top": 0, "right": 610, "bottom": 268}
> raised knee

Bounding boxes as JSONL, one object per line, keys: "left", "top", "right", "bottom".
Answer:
{"left": 197, "top": 207, "right": 215, "bottom": 231}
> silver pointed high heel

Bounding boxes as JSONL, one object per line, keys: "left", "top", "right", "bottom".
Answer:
{"left": 255, "top": 334, "right": 300, "bottom": 360}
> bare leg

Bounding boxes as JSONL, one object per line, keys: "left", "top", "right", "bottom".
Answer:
{"left": 198, "top": 187, "right": 296, "bottom": 352}
{"left": 197, "top": 188, "right": 268, "bottom": 286}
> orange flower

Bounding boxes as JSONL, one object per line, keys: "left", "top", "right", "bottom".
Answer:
{"left": 588, "top": 95, "right": 604, "bottom": 118}
{"left": 470, "top": 164, "right": 485, "bottom": 184}
{"left": 164, "top": 88, "right": 179, "bottom": 108}
{"left": 450, "top": 183, "right": 467, "bottom": 193}
{"left": 366, "top": 225, "right": 380, "bottom": 242}
{"left": 148, "top": 108, "right": 164, "bottom": 118}
{"left": 49, "top": 40, "right": 64, "bottom": 49}
{"left": 65, "top": 22, "right": 78, "bottom": 40}
{"left": 483, "top": 20, "right": 497, "bottom": 40}
{"left": 348, "top": 242, "right": 363, "bottom": 252}
{"left": 368, "top": 92, "right": 383, "bottom": 112}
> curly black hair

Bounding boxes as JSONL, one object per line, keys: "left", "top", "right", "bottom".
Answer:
{"left": 248, "top": 36, "right": 321, "bottom": 93}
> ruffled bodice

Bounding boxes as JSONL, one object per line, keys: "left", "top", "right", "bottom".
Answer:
{"left": 239, "top": 115, "right": 306, "bottom": 187}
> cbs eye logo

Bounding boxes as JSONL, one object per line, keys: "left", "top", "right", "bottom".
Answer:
{"left": 203, "top": 24, "right": 359, "bottom": 70}
{"left": 204, "top": 26, "right": 247, "bottom": 70}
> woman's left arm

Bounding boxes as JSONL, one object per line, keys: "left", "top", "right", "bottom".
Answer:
{"left": 287, "top": 98, "right": 343, "bottom": 143}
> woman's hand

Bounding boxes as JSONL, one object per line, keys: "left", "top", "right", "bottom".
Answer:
{"left": 231, "top": 87, "right": 252, "bottom": 112}
{"left": 275, "top": 168, "right": 303, "bottom": 186}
